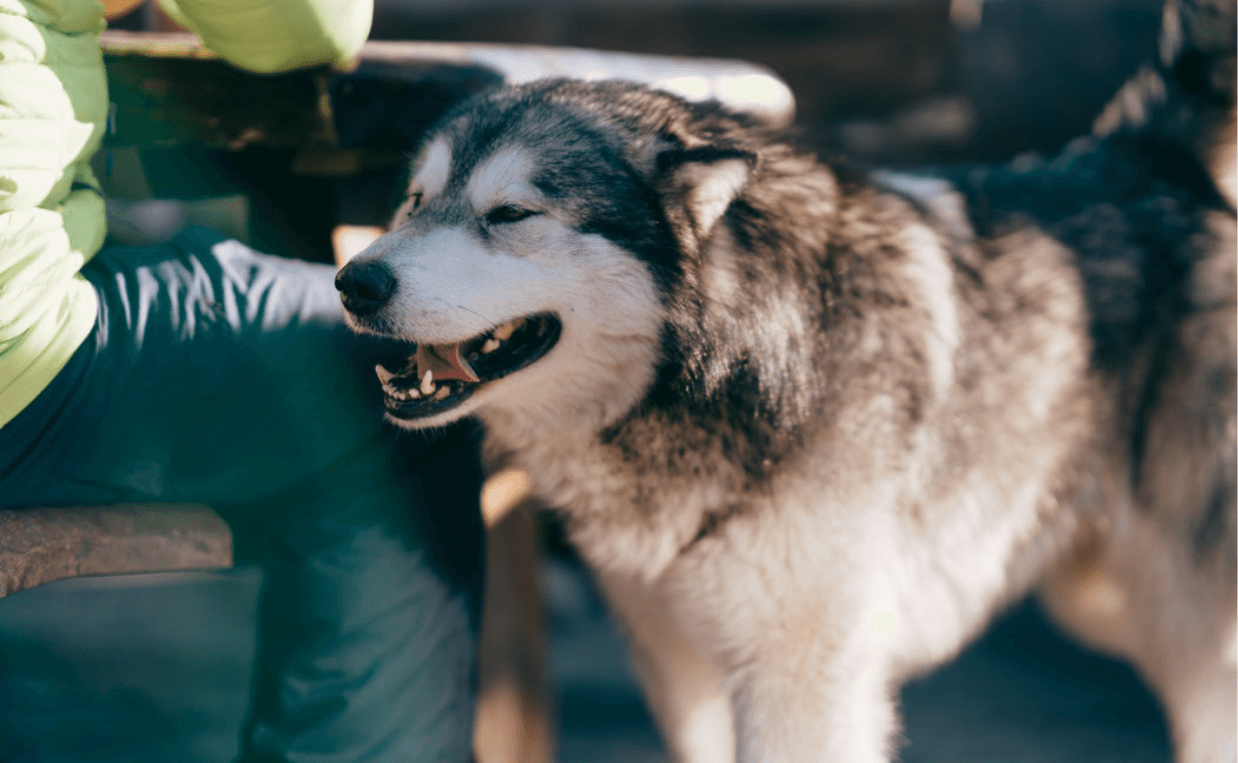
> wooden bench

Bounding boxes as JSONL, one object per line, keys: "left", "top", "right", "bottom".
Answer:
{"left": 0, "top": 505, "right": 231, "bottom": 598}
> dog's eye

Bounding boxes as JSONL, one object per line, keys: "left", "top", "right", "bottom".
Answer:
{"left": 486, "top": 205, "right": 538, "bottom": 225}
{"left": 396, "top": 191, "right": 424, "bottom": 222}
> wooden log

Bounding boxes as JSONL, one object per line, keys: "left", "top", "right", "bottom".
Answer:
{"left": 0, "top": 505, "right": 232, "bottom": 597}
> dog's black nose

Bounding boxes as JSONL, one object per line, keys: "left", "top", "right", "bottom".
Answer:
{"left": 336, "top": 260, "right": 397, "bottom": 315}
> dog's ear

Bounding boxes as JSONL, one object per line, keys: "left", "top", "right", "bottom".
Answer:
{"left": 655, "top": 146, "right": 755, "bottom": 243}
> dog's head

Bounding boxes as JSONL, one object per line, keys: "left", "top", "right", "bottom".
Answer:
{"left": 337, "top": 79, "right": 758, "bottom": 431}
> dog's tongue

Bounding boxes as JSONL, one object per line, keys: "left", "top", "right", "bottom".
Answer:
{"left": 414, "top": 341, "right": 480, "bottom": 383}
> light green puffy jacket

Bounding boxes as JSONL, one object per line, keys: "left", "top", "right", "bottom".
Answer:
{"left": 0, "top": 0, "right": 371, "bottom": 428}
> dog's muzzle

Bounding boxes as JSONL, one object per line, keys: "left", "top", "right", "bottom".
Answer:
{"left": 336, "top": 260, "right": 396, "bottom": 316}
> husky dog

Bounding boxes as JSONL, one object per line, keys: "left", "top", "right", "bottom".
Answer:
{"left": 337, "top": 1, "right": 1236, "bottom": 760}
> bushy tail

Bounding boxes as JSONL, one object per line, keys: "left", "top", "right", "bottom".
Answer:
{"left": 1095, "top": 0, "right": 1236, "bottom": 207}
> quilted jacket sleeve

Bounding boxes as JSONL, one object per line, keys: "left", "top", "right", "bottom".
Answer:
{"left": 0, "top": 0, "right": 108, "bottom": 427}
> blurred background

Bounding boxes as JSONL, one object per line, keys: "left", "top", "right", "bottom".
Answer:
{"left": 366, "top": 0, "right": 1163, "bottom": 166}
{"left": 1, "top": 0, "right": 1177, "bottom": 761}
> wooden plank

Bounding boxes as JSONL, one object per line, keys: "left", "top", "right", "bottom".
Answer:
{"left": 0, "top": 505, "right": 232, "bottom": 597}
{"left": 97, "top": 32, "right": 795, "bottom": 135}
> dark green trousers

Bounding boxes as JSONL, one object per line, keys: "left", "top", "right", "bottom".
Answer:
{"left": 0, "top": 228, "right": 484, "bottom": 763}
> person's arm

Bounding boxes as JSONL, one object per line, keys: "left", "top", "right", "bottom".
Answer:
{"left": 0, "top": 0, "right": 107, "bottom": 427}
{"left": 155, "top": 0, "right": 372, "bottom": 73}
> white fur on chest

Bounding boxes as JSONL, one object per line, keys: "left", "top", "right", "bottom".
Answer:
{"left": 486, "top": 420, "right": 741, "bottom": 581}
{"left": 494, "top": 402, "right": 1069, "bottom": 681}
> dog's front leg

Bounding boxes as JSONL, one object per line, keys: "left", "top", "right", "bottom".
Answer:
{"left": 727, "top": 630, "right": 897, "bottom": 763}
{"left": 597, "top": 572, "right": 736, "bottom": 763}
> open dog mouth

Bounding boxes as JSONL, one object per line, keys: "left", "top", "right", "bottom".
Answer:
{"left": 375, "top": 313, "right": 561, "bottom": 420}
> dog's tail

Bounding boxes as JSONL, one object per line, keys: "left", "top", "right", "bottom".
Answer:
{"left": 1094, "top": 0, "right": 1236, "bottom": 207}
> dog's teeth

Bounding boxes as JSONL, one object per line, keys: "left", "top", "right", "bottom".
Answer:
{"left": 481, "top": 338, "right": 501, "bottom": 354}
{"left": 407, "top": 387, "right": 421, "bottom": 399}
{"left": 375, "top": 364, "right": 395, "bottom": 386}
{"left": 420, "top": 369, "right": 435, "bottom": 395}
{"left": 433, "top": 386, "right": 451, "bottom": 400}
{"left": 492, "top": 320, "right": 518, "bottom": 342}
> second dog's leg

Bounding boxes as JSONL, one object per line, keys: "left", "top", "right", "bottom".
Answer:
{"left": 598, "top": 573, "right": 736, "bottom": 763}
{"left": 1041, "top": 513, "right": 1237, "bottom": 763}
